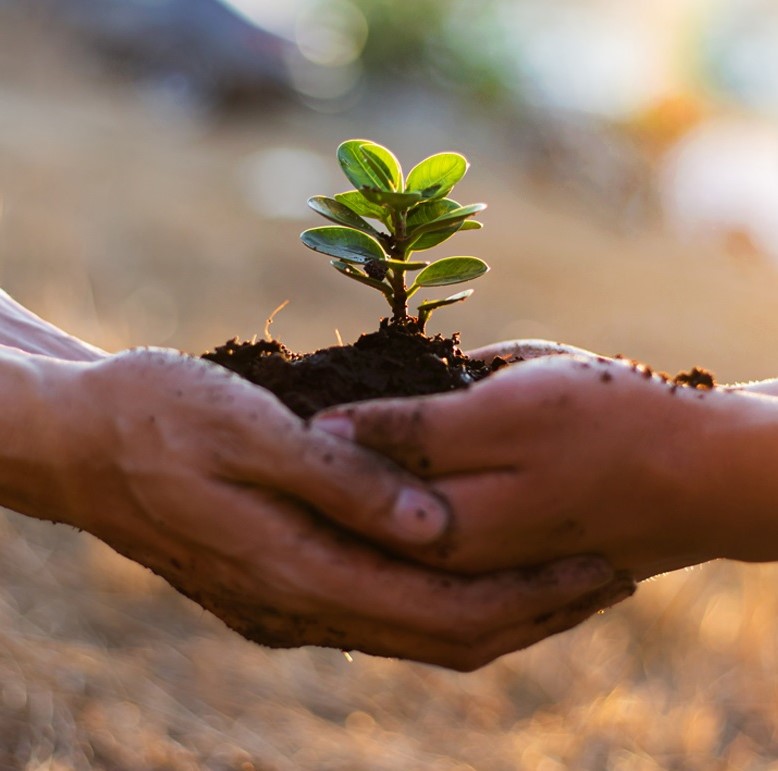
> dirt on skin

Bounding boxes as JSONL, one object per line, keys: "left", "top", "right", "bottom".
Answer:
{"left": 202, "top": 318, "right": 505, "bottom": 419}
{"left": 671, "top": 366, "right": 716, "bottom": 389}
{"left": 615, "top": 355, "right": 717, "bottom": 391}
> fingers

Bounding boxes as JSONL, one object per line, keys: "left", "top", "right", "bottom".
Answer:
{"left": 312, "top": 353, "right": 609, "bottom": 477}
{"left": 312, "top": 387, "right": 514, "bottom": 476}
{"left": 211, "top": 487, "right": 619, "bottom": 647}
{"left": 445, "top": 576, "right": 636, "bottom": 671}
{"left": 203, "top": 490, "right": 631, "bottom": 669}
{"left": 218, "top": 524, "right": 634, "bottom": 671}
{"left": 262, "top": 419, "right": 455, "bottom": 545}
{"left": 189, "top": 365, "right": 451, "bottom": 546}
{"left": 325, "top": 553, "right": 617, "bottom": 641}
{"left": 218, "top": 575, "right": 634, "bottom": 672}
{"left": 323, "top": 576, "right": 634, "bottom": 671}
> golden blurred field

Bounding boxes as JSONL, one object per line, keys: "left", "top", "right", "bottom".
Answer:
{"left": 4, "top": 8, "right": 778, "bottom": 770}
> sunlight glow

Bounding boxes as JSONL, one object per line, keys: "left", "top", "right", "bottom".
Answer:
{"left": 220, "top": 0, "right": 305, "bottom": 38}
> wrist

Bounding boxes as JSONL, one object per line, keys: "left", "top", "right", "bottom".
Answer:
{"left": 684, "top": 388, "right": 778, "bottom": 563}
{"left": 0, "top": 350, "right": 80, "bottom": 523}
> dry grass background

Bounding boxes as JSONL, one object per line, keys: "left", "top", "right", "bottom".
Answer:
{"left": 3, "top": 10, "right": 778, "bottom": 770}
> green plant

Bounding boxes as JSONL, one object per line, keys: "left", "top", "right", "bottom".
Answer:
{"left": 300, "top": 139, "right": 488, "bottom": 331}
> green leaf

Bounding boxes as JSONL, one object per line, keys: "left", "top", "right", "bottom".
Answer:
{"left": 411, "top": 214, "right": 484, "bottom": 251}
{"left": 413, "top": 256, "right": 489, "bottom": 288}
{"left": 331, "top": 260, "right": 393, "bottom": 298}
{"left": 301, "top": 226, "right": 386, "bottom": 264}
{"left": 416, "top": 290, "right": 474, "bottom": 330}
{"left": 307, "top": 196, "right": 380, "bottom": 236}
{"left": 411, "top": 203, "right": 487, "bottom": 236}
{"left": 410, "top": 225, "right": 460, "bottom": 252}
{"left": 360, "top": 188, "right": 423, "bottom": 209}
{"left": 382, "top": 258, "right": 430, "bottom": 271}
{"left": 417, "top": 289, "right": 474, "bottom": 312}
{"left": 406, "top": 152, "right": 468, "bottom": 199}
{"left": 361, "top": 144, "right": 403, "bottom": 190}
{"left": 334, "top": 190, "right": 387, "bottom": 221}
{"left": 407, "top": 198, "right": 460, "bottom": 226}
{"left": 406, "top": 199, "right": 462, "bottom": 251}
{"left": 337, "top": 140, "right": 401, "bottom": 193}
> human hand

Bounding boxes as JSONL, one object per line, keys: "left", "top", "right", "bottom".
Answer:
{"left": 314, "top": 342, "right": 778, "bottom": 581}
{"left": 6, "top": 347, "right": 631, "bottom": 670}
{"left": 466, "top": 338, "right": 595, "bottom": 365}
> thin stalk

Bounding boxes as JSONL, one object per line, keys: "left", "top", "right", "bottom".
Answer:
{"left": 388, "top": 268, "right": 407, "bottom": 322}
{"left": 388, "top": 209, "right": 410, "bottom": 323}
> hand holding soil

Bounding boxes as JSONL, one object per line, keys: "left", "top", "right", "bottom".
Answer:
{"left": 0, "top": 311, "right": 632, "bottom": 670}
{"left": 315, "top": 341, "right": 778, "bottom": 582}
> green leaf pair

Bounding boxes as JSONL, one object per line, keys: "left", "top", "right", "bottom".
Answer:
{"left": 300, "top": 139, "right": 489, "bottom": 330}
{"left": 337, "top": 139, "right": 468, "bottom": 201}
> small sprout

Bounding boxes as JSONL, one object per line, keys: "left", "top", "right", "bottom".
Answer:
{"left": 301, "top": 139, "right": 489, "bottom": 331}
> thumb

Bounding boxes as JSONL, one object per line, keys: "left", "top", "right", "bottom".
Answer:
{"left": 312, "top": 387, "right": 493, "bottom": 477}
{"left": 270, "top": 414, "right": 453, "bottom": 547}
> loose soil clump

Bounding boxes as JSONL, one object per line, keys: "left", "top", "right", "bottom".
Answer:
{"left": 671, "top": 366, "right": 716, "bottom": 390}
{"left": 202, "top": 319, "right": 505, "bottom": 419}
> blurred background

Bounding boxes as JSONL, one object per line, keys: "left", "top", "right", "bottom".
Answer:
{"left": 2, "top": 0, "right": 778, "bottom": 767}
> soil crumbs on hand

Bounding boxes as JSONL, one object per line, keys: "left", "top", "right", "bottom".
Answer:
{"left": 672, "top": 366, "right": 716, "bottom": 390}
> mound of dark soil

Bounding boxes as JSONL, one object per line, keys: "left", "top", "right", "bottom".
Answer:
{"left": 202, "top": 319, "right": 504, "bottom": 419}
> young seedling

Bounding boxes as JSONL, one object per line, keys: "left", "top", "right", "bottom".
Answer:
{"left": 300, "top": 139, "right": 488, "bottom": 332}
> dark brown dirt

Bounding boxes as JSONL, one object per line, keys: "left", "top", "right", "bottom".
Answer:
{"left": 672, "top": 366, "right": 716, "bottom": 390}
{"left": 202, "top": 318, "right": 505, "bottom": 419}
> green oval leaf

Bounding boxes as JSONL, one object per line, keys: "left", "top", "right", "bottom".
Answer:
{"left": 417, "top": 289, "right": 474, "bottom": 311}
{"left": 407, "top": 198, "right": 460, "bottom": 226}
{"left": 411, "top": 226, "right": 460, "bottom": 252}
{"left": 331, "top": 259, "right": 393, "bottom": 298}
{"left": 301, "top": 226, "right": 386, "bottom": 264}
{"left": 414, "top": 256, "right": 489, "bottom": 287}
{"left": 360, "top": 188, "right": 423, "bottom": 209}
{"left": 406, "top": 199, "right": 462, "bottom": 251}
{"left": 307, "top": 196, "right": 379, "bottom": 236}
{"left": 413, "top": 203, "right": 487, "bottom": 235}
{"left": 337, "top": 140, "right": 401, "bottom": 193}
{"left": 416, "top": 289, "right": 474, "bottom": 329}
{"left": 411, "top": 215, "right": 484, "bottom": 251}
{"left": 361, "top": 143, "right": 403, "bottom": 190}
{"left": 406, "top": 152, "right": 468, "bottom": 199}
{"left": 334, "top": 190, "right": 387, "bottom": 221}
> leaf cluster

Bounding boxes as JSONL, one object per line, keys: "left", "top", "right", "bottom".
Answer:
{"left": 300, "top": 139, "right": 488, "bottom": 329}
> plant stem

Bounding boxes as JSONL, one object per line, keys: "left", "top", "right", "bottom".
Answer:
{"left": 389, "top": 209, "right": 410, "bottom": 323}
{"left": 389, "top": 268, "right": 407, "bottom": 323}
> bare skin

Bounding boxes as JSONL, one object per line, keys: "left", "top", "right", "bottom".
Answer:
{"left": 0, "top": 296, "right": 633, "bottom": 670}
{"left": 0, "top": 289, "right": 107, "bottom": 362}
{"left": 314, "top": 340, "right": 778, "bottom": 582}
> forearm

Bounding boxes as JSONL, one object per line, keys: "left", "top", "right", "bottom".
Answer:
{"left": 0, "top": 348, "right": 74, "bottom": 522}
{"left": 694, "top": 388, "right": 778, "bottom": 563}
{"left": 0, "top": 289, "right": 106, "bottom": 361}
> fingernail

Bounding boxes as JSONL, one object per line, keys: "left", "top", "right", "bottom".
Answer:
{"left": 313, "top": 414, "right": 355, "bottom": 441}
{"left": 392, "top": 488, "right": 450, "bottom": 543}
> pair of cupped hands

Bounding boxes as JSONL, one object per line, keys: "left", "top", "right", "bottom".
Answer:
{"left": 10, "top": 302, "right": 747, "bottom": 671}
